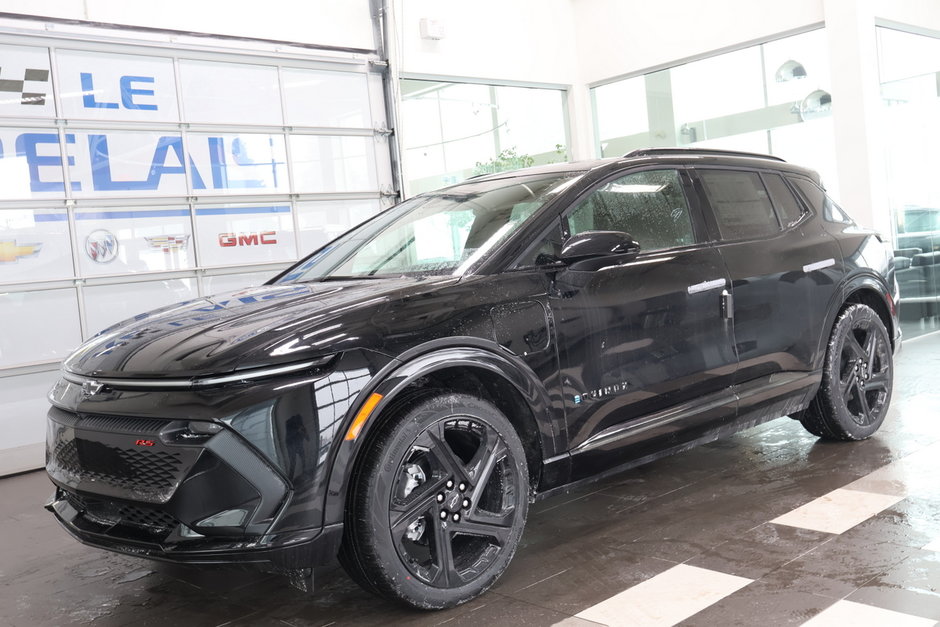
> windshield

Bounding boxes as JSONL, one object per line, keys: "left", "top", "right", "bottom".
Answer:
{"left": 277, "top": 172, "right": 581, "bottom": 281}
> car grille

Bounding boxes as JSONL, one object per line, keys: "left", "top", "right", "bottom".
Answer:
{"left": 66, "top": 491, "right": 180, "bottom": 536}
{"left": 51, "top": 437, "right": 184, "bottom": 502}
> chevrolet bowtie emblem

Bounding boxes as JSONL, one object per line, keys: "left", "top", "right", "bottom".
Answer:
{"left": 0, "top": 240, "right": 42, "bottom": 263}
{"left": 81, "top": 380, "right": 106, "bottom": 397}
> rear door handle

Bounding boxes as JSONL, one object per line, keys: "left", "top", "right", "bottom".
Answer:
{"left": 688, "top": 278, "right": 725, "bottom": 294}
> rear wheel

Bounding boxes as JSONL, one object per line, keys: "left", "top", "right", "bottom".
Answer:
{"left": 801, "top": 304, "right": 893, "bottom": 440}
{"left": 340, "top": 392, "right": 529, "bottom": 609}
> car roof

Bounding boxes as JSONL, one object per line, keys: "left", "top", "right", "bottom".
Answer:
{"left": 458, "top": 148, "right": 821, "bottom": 188}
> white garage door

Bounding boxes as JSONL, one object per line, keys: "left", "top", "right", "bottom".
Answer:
{"left": 0, "top": 25, "right": 396, "bottom": 474}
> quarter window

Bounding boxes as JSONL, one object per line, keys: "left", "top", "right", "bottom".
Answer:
{"left": 565, "top": 169, "right": 695, "bottom": 252}
{"left": 699, "top": 170, "right": 780, "bottom": 240}
{"left": 788, "top": 177, "right": 853, "bottom": 224}
{"left": 763, "top": 173, "right": 805, "bottom": 227}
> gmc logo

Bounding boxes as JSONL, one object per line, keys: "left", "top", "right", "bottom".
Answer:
{"left": 219, "top": 231, "right": 277, "bottom": 247}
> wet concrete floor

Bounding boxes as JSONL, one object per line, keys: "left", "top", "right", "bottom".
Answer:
{"left": 1, "top": 331, "right": 938, "bottom": 626}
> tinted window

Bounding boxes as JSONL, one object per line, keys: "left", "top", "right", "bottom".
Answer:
{"left": 566, "top": 169, "right": 695, "bottom": 252}
{"left": 279, "top": 172, "right": 580, "bottom": 280}
{"left": 699, "top": 170, "right": 780, "bottom": 240}
{"left": 763, "top": 173, "right": 805, "bottom": 227}
{"left": 788, "top": 176, "right": 853, "bottom": 224}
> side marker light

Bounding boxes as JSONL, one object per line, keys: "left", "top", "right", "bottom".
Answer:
{"left": 345, "top": 393, "right": 383, "bottom": 441}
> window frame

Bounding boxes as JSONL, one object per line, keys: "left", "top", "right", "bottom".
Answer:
{"left": 510, "top": 165, "right": 710, "bottom": 270}
{"left": 691, "top": 166, "right": 807, "bottom": 243}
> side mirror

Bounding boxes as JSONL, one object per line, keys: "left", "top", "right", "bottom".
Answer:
{"left": 559, "top": 230, "right": 641, "bottom": 268}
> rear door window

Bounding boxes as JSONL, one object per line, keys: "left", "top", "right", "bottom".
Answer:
{"left": 698, "top": 170, "right": 781, "bottom": 240}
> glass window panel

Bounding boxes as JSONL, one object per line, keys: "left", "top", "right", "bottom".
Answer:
{"left": 194, "top": 204, "right": 296, "bottom": 267}
{"left": 494, "top": 87, "right": 567, "bottom": 158}
{"left": 878, "top": 28, "right": 940, "bottom": 85}
{"left": 74, "top": 206, "right": 194, "bottom": 276}
{"left": 0, "top": 43, "right": 55, "bottom": 119}
{"left": 762, "top": 29, "right": 831, "bottom": 109}
{"left": 594, "top": 75, "right": 649, "bottom": 154}
{"left": 590, "top": 29, "right": 835, "bottom": 177}
{"left": 699, "top": 170, "right": 780, "bottom": 240}
{"left": 0, "top": 208, "right": 73, "bottom": 282}
{"left": 671, "top": 47, "right": 764, "bottom": 124}
{"left": 56, "top": 49, "right": 179, "bottom": 122}
{"left": 399, "top": 79, "right": 567, "bottom": 196}
{"left": 203, "top": 270, "right": 276, "bottom": 296}
{"left": 83, "top": 278, "right": 197, "bottom": 335}
{"left": 770, "top": 117, "right": 838, "bottom": 199}
{"left": 566, "top": 169, "right": 695, "bottom": 251}
{"left": 187, "top": 132, "right": 289, "bottom": 195}
{"left": 282, "top": 68, "right": 371, "bottom": 128}
{"left": 0, "top": 370, "right": 60, "bottom": 448}
{"left": 296, "top": 199, "right": 381, "bottom": 254}
{"left": 0, "top": 127, "right": 67, "bottom": 200}
{"left": 179, "top": 59, "right": 282, "bottom": 125}
{"left": 0, "top": 288, "right": 81, "bottom": 366}
{"left": 289, "top": 135, "right": 377, "bottom": 193}
{"left": 67, "top": 130, "right": 188, "bottom": 197}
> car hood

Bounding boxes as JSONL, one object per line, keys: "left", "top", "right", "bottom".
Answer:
{"left": 63, "top": 277, "right": 457, "bottom": 379}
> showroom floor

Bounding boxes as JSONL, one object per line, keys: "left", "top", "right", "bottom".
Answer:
{"left": 2, "top": 331, "right": 939, "bottom": 627}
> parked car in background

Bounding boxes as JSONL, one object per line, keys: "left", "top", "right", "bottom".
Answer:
{"left": 46, "top": 148, "right": 899, "bottom": 609}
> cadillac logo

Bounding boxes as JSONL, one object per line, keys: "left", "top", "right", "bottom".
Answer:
{"left": 85, "top": 230, "right": 119, "bottom": 263}
{"left": 81, "top": 380, "right": 106, "bottom": 397}
{"left": 145, "top": 234, "right": 190, "bottom": 252}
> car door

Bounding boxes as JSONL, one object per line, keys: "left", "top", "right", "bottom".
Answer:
{"left": 692, "top": 168, "right": 844, "bottom": 404}
{"left": 528, "top": 167, "right": 738, "bottom": 480}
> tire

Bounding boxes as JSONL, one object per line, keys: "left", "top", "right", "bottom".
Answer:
{"left": 801, "top": 304, "right": 893, "bottom": 440}
{"left": 340, "top": 392, "right": 529, "bottom": 609}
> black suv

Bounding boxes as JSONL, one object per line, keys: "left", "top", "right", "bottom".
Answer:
{"left": 46, "top": 148, "right": 899, "bottom": 609}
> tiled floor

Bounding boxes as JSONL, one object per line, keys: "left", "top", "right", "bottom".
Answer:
{"left": 2, "top": 331, "right": 939, "bottom": 626}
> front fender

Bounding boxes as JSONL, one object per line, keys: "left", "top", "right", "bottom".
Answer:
{"left": 321, "top": 338, "right": 559, "bottom": 526}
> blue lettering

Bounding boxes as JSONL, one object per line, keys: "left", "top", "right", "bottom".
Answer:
{"left": 208, "top": 136, "right": 265, "bottom": 189}
{"left": 14, "top": 132, "right": 81, "bottom": 192}
{"left": 80, "top": 73, "right": 119, "bottom": 109}
{"left": 89, "top": 134, "right": 205, "bottom": 191}
{"left": 120, "top": 76, "right": 158, "bottom": 110}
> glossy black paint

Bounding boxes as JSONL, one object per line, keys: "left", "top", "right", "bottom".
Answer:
{"left": 45, "top": 150, "right": 900, "bottom": 577}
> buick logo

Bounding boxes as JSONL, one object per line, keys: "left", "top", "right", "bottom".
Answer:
{"left": 85, "top": 230, "right": 119, "bottom": 263}
{"left": 81, "top": 380, "right": 106, "bottom": 397}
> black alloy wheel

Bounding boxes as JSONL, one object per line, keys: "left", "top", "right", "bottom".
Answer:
{"left": 340, "top": 392, "right": 529, "bottom": 609}
{"left": 801, "top": 303, "right": 893, "bottom": 440}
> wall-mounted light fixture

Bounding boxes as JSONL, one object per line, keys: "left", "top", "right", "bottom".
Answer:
{"left": 776, "top": 60, "right": 807, "bottom": 82}
{"left": 796, "top": 89, "right": 832, "bottom": 121}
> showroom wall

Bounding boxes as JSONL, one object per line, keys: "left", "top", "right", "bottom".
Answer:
{"left": 0, "top": 5, "right": 394, "bottom": 475}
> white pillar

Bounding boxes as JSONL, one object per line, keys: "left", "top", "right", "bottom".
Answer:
{"left": 824, "top": 0, "right": 891, "bottom": 234}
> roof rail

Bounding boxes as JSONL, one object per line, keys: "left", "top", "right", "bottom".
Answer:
{"left": 623, "top": 147, "right": 786, "bottom": 162}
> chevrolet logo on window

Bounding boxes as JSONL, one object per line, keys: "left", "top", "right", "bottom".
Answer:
{"left": 0, "top": 240, "right": 42, "bottom": 263}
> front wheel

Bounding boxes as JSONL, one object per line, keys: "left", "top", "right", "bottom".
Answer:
{"left": 801, "top": 303, "right": 894, "bottom": 440}
{"left": 340, "top": 392, "right": 529, "bottom": 609}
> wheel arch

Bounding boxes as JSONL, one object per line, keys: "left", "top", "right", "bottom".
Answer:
{"left": 323, "top": 340, "right": 557, "bottom": 527}
{"left": 812, "top": 273, "right": 897, "bottom": 371}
